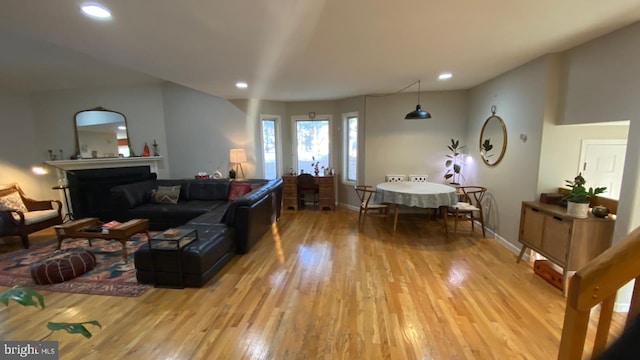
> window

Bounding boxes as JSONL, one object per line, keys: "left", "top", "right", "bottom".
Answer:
{"left": 343, "top": 112, "right": 358, "bottom": 183}
{"left": 260, "top": 116, "right": 280, "bottom": 179}
{"left": 293, "top": 115, "right": 331, "bottom": 174}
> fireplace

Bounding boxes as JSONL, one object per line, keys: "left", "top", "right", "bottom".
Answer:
{"left": 66, "top": 166, "right": 155, "bottom": 221}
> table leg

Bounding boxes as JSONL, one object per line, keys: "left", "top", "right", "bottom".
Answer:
{"left": 57, "top": 236, "right": 63, "bottom": 250}
{"left": 120, "top": 239, "right": 128, "bottom": 262}
{"left": 440, "top": 206, "right": 449, "bottom": 237}
{"left": 393, "top": 204, "right": 399, "bottom": 233}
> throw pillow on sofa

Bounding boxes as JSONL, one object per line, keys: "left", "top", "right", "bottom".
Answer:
{"left": 228, "top": 182, "right": 252, "bottom": 201}
{"left": 152, "top": 185, "right": 181, "bottom": 204}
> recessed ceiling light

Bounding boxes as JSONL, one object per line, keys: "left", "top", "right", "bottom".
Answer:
{"left": 236, "top": 82, "right": 248, "bottom": 89}
{"left": 438, "top": 72, "right": 453, "bottom": 80}
{"left": 81, "top": 4, "right": 112, "bottom": 19}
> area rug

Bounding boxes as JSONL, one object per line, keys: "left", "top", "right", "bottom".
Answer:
{"left": 0, "top": 234, "right": 153, "bottom": 297}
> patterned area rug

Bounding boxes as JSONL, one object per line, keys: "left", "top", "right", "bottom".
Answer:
{"left": 0, "top": 234, "right": 153, "bottom": 297}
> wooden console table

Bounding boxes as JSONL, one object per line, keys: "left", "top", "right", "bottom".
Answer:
{"left": 516, "top": 201, "right": 615, "bottom": 296}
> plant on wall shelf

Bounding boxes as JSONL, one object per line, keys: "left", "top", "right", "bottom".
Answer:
{"left": 0, "top": 285, "right": 101, "bottom": 340}
{"left": 444, "top": 139, "right": 466, "bottom": 185}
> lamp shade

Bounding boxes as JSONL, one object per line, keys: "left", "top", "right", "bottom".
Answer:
{"left": 229, "top": 148, "right": 247, "bottom": 163}
{"left": 404, "top": 80, "right": 432, "bottom": 120}
{"left": 405, "top": 105, "right": 432, "bottom": 119}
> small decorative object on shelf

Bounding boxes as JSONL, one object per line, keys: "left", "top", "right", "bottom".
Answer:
{"left": 142, "top": 142, "right": 150, "bottom": 157}
{"left": 152, "top": 139, "right": 159, "bottom": 156}
{"left": 310, "top": 156, "right": 322, "bottom": 176}
{"left": 229, "top": 168, "right": 237, "bottom": 179}
{"left": 592, "top": 205, "right": 610, "bottom": 218}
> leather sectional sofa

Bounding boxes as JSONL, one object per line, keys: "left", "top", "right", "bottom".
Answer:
{"left": 110, "top": 178, "right": 283, "bottom": 287}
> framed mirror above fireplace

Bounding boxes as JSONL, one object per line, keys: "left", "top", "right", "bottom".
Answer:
{"left": 74, "top": 107, "right": 132, "bottom": 159}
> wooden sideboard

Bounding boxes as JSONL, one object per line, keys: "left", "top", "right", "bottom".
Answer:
{"left": 516, "top": 201, "right": 615, "bottom": 296}
{"left": 282, "top": 175, "right": 335, "bottom": 211}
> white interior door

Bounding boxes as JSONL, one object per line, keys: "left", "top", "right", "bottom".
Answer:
{"left": 579, "top": 139, "right": 627, "bottom": 199}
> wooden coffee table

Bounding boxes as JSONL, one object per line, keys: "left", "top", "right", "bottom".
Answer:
{"left": 54, "top": 218, "right": 149, "bottom": 261}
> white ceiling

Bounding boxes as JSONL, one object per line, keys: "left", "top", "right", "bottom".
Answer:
{"left": 1, "top": 0, "right": 640, "bottom": 101}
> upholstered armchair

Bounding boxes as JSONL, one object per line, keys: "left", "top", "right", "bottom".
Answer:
{"left": 0, "top": 183, "right": 63, "bottom": 248}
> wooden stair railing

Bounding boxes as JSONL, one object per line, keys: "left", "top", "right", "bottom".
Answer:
{"left": 558, "top": 225, "right": 640, "bottom": 359}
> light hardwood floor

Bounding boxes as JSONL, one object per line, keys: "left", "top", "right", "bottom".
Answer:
{"left": 0, "top": 208, "right": 623, "bottom": 359}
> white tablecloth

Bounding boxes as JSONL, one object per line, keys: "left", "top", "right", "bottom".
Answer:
{"left": 375, "top": 182, "right": 458, "bottom": 208}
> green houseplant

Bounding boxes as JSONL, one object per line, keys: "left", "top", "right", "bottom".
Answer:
{"left": 444, "top": 139, "right": 466, "bottom": 185}
{"left": 0, "top": 285, "right": 101, "bottom": 340}
{"left": 563, "top": 173, "right": 606, "bottom": 218}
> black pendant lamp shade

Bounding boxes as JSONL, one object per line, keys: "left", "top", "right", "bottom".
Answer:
{"left": 405, "top": 80, "right": 432, "bottom": 119}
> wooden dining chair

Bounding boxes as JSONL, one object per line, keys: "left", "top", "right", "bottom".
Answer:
{"left": 446, "top": 186, "right": 487, "bottom": 237}
{"left": 385, "top": 175, "right": 405, "bottom": 182}
{"left": 354, "top": 185, "right": 388, "bottom": 228}
{"left": 409, "top": 175, "right": 429, "bottom": 182}
{"left": 297, "top": 173, "right": 319, "bottom": 209}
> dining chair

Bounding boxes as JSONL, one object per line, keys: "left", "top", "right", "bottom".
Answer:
{"left": 297, "top": 173, "right": 319, "bottom": 209}
{"left": 409, "top": 175, "right": 429, "bottom": 182}
{"left": 354, "top": 185, "right": 388, "bottom": 228}
{"left": 446, "top": 186, "right": 487, "bottom": 237}
{"left": 385, "top": 175, "right": 406, "bottom": 182}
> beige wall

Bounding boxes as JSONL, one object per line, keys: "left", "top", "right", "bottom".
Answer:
{"left": 467, "top": 57, "right": 549, "bottom": 250}
{"left": 0, "top": 94, "right": 50, "bottom": 198}
{"left": 563, "top": 22, "right": 640, "bottom": 125}
{"left": 364, "top": 90, "right": 469, "bottom": 186}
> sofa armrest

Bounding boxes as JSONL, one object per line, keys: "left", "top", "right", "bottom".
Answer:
{"left": 223, "top": 179, "right": 283, "bottom": 253}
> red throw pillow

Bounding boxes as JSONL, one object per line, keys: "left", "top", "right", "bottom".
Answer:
{"left": 228, "top": 182, "right": 252, "bottom": 201}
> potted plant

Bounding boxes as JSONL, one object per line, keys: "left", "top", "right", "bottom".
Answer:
{"left": 444, "top": 139, "right": 466, "bottom": 185}
{"left": 563, "top": 173, "right": 607, "bottom": 218}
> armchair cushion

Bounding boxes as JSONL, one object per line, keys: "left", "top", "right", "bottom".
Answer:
{"left": 22, "top": 209, "right": 60, "bottom": 225}
{"left": 0, "top": 191, "right": 28, "bottom": 213}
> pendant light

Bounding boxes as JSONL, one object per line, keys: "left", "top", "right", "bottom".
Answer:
{"left": 405, "top": 80, "right": 432, "bottom": 119}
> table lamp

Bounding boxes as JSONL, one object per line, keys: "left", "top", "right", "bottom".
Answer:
{"left": 229, "top": 149, "right": 247, "bottom": 179}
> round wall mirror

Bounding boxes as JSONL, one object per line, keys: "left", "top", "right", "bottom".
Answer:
{"left": 74, "top": 107, "right": 132, "bottom": 158}
{"left": 479, "top": 106, "right": 507, "bottom": 166}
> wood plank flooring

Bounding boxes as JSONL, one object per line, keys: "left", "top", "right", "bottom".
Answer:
{"left": 0, "top": 208, "right": 624, "bottom": 359}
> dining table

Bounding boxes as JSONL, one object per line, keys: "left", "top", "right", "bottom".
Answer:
{"left": 375, "top": 181, "right": 458, "bottom": 233}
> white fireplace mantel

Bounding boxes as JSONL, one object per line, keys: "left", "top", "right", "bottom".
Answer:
{"left": 46, "top": 156, "right": 163, "bottom": 173}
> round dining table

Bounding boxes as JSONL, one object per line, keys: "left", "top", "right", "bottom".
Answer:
{"left": 375, "top": 182, "right": 458, "bottom": 233}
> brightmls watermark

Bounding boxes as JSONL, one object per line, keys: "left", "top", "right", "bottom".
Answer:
{"left": 1, "top": 341, "right": 58, "bottom": 359}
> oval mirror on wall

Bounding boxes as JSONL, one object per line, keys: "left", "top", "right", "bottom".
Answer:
{"left": 74, "top": 107, "right": 132, "bottom": 158}
{"left": 479, "top": 106, "right": 507, "bottom": 166}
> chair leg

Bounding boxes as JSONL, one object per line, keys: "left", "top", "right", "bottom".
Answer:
{"left": 20, "top": 234, "right": 29, "bottom": 249}
{"left": 454, "top": 212, "right": 459, "bottom": 235}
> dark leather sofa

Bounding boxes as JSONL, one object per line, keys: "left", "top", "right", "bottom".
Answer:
{"left": 110, "top": 178, "right": 283, "bottom": 287}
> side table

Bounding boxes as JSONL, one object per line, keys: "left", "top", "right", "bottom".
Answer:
{"left": 52, "top": 185, "right": 74, "bottom": 222}
{"left": 148, "top": 228, "right": 198, "bottom": 288}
